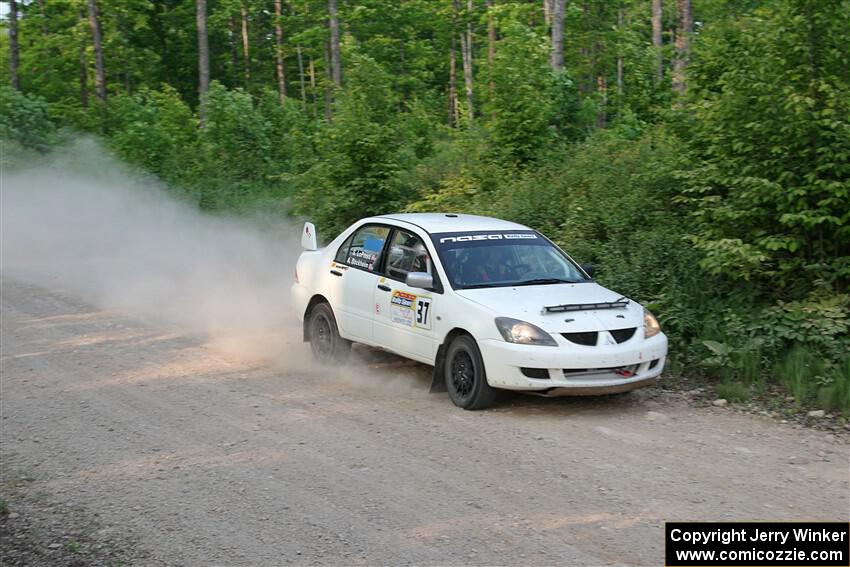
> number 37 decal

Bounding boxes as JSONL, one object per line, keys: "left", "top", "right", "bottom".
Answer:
{"left": 415, "top": 297, "right": 432, "bottom": 330}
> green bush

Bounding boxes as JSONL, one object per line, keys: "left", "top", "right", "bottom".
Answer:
{"left": 106, "top": 86, "right": 197, "bottom": 183}
{"left": 0, "top": 87, "right": 56, "bottom": 151}
{"left": 681, "top": 0, "right": 850, "bottom": 295}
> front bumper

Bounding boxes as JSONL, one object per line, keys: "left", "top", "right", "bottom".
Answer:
{"left": 478, "top": 333, "right": 668, "bottom": 393}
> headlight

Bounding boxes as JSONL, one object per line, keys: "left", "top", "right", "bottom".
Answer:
{"left": 644, "top": 310, "right": 661, "bottom": 338}
{"left": 495, "top": 317, "right": 558, "bottom": 346}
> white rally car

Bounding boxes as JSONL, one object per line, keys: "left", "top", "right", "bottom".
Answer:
{"left": 291, "top": 213, "right": 667, "bottom": 409}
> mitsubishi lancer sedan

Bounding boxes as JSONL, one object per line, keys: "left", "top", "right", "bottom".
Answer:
{"left": 291, "top": 213, "right": 667, "bottom": 409}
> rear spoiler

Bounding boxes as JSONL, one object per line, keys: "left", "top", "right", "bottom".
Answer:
{"left": 541, "top": 296, "right": 629, "bottom": 314}
{"left": 301, "top": 222, "right": 318, "bottom": 251}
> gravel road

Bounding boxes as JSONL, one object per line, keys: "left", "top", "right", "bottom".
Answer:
{"left": 2, "top": 276, "right": 848, "bottom": 566}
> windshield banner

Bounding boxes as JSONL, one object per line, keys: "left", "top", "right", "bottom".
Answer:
{"left": 432, "top": 230, "right": 541, "bottom": 248}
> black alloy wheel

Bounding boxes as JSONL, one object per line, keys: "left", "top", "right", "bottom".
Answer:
{"left": 444, "top": 335, "right": 499, "bottom": 410}
{"left": 308, "top": 303, "right": 350, "bottom": 363}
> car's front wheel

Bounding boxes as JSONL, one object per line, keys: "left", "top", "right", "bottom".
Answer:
{"left": 308, "top": 303, "right": 350, "bottom": 363}
{"left": 444, "top": 335, "right": 499, "bottom": 410}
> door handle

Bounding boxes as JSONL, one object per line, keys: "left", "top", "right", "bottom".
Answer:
{"left": 377, "top": 284, "right": 391, "bottom": 292}
{"left": 330, "top": 269, "right": 343, "bottom": 277}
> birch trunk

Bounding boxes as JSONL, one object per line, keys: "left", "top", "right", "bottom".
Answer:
{"left": 672, "top": 0, "right": 691, "bottom": 94}
{"left": 616, "top": 5, "right": 624, "bottom": 97}
{"left": 448, "top": 35, "right": 458, "bottom": 126}
{"left": 88, "top": 0, "right": 106, "bottom": 101}
{"left": 297, "top": 46, "right": 307, "bottom": 109}
{"left": 309, "top": 55, "right": 317, "bottom": 113}
{"left": 550, "top": 0, "right": 566, "bottom": 71}
{"left": 459, "top": 0, "right": 474, "bottom": 121}
{"left": 651, "top": 0, "right": 663, "bottom": 83}
{"left": 328, "top": 0, "right": 342, "bottom": 87}
{"left": 274, "top": 0, "right": 286, "bottom": 102}
{"left": 486, "top": 0, "right": 496, "bottom": 99}
{"left": 196, "top": 0, "right": 210, "bottom": 124}
{"left": 241, "top": 2, "right": 251, "bottom": 84}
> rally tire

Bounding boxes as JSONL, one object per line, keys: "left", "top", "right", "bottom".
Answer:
{"left": 308, "top": 303, "right": 351, "bottom": 364}
{"left": 444, "top": 335, "right": 499, "bottom": 410}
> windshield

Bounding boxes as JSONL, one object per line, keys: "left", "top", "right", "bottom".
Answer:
{"left": 432, "top": 230, "right": 590, "bottom": 290}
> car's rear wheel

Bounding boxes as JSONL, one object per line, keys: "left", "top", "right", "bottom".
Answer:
{"left": 444, "top": 335, "right": 499, "bottom": 410}
{"left": 308, "top": 303, "right": 350, "bottom": 363}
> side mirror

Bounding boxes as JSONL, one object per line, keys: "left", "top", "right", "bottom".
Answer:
{"left": 301, "top": 222, "right": 318, "bottom": 251}
{"left": 406, "top": 271, "right": 433, "bottom": 290}
{"left": 580, "top": 263, "right": 595, "bottom": 278}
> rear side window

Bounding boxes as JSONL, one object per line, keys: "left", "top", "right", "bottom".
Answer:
{"left": 336, "top": 225, "right": 390, "bottom": 272}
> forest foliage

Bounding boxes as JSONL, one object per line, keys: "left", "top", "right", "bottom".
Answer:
{"left": 2, "top": 0, "right": 848, "bottom": 413}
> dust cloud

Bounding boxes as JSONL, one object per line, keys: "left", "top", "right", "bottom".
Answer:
{"left": 1, "top": 138, "right": 429, "bottom": 394}
{"left": 1, "top": 138, "right": 302, "bottom": 362}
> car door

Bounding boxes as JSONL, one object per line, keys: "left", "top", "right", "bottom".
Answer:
{"left": 327, "top": 224, "right": 391, "bottom": 342}
{"left": 373, "top": 227, "right": 439, "bottom": 363}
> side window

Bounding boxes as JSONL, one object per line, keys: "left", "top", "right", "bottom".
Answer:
{"left": 385, "top": 229, "right": 432, "bottom": 281}
{"left": 334, "top": 233, "right": 354, "bottom": 263}
{"left": 343, "top": 225, "right": 390, "bottom": 272}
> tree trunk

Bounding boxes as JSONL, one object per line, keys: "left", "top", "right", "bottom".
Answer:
{"left": 309, "top": 54, "right": 318, "bottom": 114}
{"left": 324, "top": 40, "right": 333, "bottom": 120}
{"left": 196, "top": 0, "right": 210, "bottom": 124}
{"left": 550, "top": 0, "right": 566, "bottom": 71}
{"left": 486, "top": 0, "right": 496, "bottom": 100}
{"left": 241, "top": 2, "right": 251, "bottom": 84}
{"left": 8, "top": 0, "right": 20, "bottom": 90}
{"left": 229, "top": 17, "right": 239, "bottom": 82}
{"left": 88, "top": 0, "right": 106, "bottom": 102}
{"left": 78, "top": 10, "right": 89, "bottom": 107}
{"left": 651, "top": 0, "right": 663, "bottom": 83}
{"left": 596, "top": 75, "right": 606, "bottom": 128}
{"left": 274, "top": 0, "right": 287, "bottom": 102}
{"left": 542, "top": 0, "right": 552, "bottom": 27}
{"left": 296, "top": 45, "right": 307, "bottom": 109}
{"left": 458, "top": 0, "right": 474, "bottom": 121}
{"left": 616, "top": 5, "right": 623, "bottom": 97}
{"left": 448, "top": 34, "right": 458, "bottom": 127}
{"left": 672, "top": 0, "right": 691, "bottom": 95}
{"left": 328, "top": 0, "right": 342, "bottom": 87}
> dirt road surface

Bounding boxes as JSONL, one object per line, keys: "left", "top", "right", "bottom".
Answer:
{"left": 2, "top": 276, "right": 848, "bottom": 566}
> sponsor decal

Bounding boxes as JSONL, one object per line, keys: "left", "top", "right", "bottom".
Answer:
{"left": 391, "top": 291, "right": 416, "bottom": 308}
{"left": 389, "top": 291, "right": 432, "bottom": 330}
{"left": 347, "top": 248, "right": 378, "bottom": 270}
{"left": 438, "top": 233, "right": 538, "bottom": 243}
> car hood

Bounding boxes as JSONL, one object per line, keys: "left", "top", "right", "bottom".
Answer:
{"left": 455, "top": 283, "right": 644, "bottom": 333}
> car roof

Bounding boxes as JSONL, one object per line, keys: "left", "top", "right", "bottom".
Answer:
{"left": 371, "top": 213, "right": 530, "bottom": 234}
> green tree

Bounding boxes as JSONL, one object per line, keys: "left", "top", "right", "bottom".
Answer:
{"left": 682, "top": 0, "right": 850, "bottom": 294}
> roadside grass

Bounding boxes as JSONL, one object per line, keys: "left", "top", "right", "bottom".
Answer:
{"left": 817, "top": 357, "right": 850, "bottom": 417}
{"left": 775, "top": 345, "right": 823, "bottom": 407}
{"left": 716, "top": 381, "right": 751, "bottom": 403}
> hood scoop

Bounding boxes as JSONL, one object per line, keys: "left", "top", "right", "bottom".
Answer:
{"left": 541, "top": 296, "right": 629, "bottom": 315}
